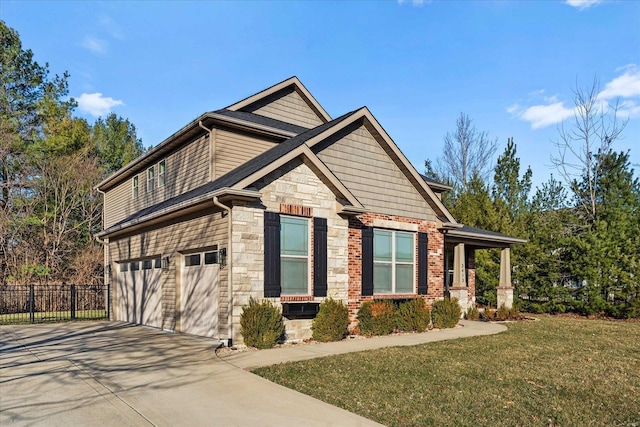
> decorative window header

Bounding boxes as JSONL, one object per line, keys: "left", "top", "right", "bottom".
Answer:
{"left": 280, "top": 204, "right": 313, "bottom": 217}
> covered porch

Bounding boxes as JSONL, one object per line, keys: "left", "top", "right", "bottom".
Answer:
{"left": 440, "top": 224, "right": 526, "bottom": 313}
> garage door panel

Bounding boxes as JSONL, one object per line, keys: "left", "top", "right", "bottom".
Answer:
{"left": 117, "top": 270, "right": 138, "bottom": 323}
{"left": 116, "top": 262, "right": 163, "bottom": 329}
{"left": 137, "top": 269, "right": 163, "bottom": 329}
{"left": 181, "top": 261, "right": 218, "bottom": 338}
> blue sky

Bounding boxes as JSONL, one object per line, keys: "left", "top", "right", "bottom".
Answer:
{"left": 3, "top": 0, "right": 639, "bottom": 191}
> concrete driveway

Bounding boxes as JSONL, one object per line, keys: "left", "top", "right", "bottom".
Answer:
{"left": 0, "top": 322, "right": 380, "bottom": 426}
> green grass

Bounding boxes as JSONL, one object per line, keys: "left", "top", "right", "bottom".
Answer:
{"left": 0, "top": 309, "right": 107, "bottom": 324}
{"left": 254, "top": 316, "right": 640, "bottom": 427}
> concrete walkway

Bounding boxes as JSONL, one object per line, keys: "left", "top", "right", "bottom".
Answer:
{"left": 1, "top": 320, "right": 505, "bottom": 426}
{"left": 219, "top": 320, "right": 506, "bottom": 370}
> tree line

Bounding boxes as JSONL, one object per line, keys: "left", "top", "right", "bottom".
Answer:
{"left": 1, "top": 21, "right": 144, "bottom": 285}
{"left": 3, "top": 20, "right": 639, "bottom": 318}
{"left": 427, "top": 90, "right": 639, "bottom": 318}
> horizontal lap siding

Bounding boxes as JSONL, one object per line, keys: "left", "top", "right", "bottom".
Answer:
{"left": 215, "top": 129, "right": 277, "bottom": 178}
{"left": 316, "top": 124, "right": 436, "bottom": 221}
{"left": 251, "top": 89, "right": 324, "bottom": 128}
{"left": 108, "top": 208, "right": 229, "bottom": 336}
{"left": 104, "top": 136, "right": 209, "bottom": 229}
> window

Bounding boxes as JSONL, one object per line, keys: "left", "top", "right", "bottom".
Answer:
{"left": 185, "top": 254, "right": 201, "bottom": 267}
{"left": 142, "top": 259, "right": 153, "bottom": 270}
{"left": 147, "top": 166, "right": 155, "bottom": 192}
{"left": 120, "top": 263, "right": 129, "bottom": 272}
{"left": 280, "top": 216, "right": 309, "bottom": 295}
{"left": 204, "top": 251, "right": 218, "bottom": 265}
{"left": 158, "top": 159, "right": 166, "bottom": 187}
{"left": 130, "top": 261, "right": 140, "bottom": 271}
{"left": 132, "top": 176, "right": 139, "bottom": 199}
{"left": 154, "top": 258, "right": 162, "bottom": 269}
{"left": 373, "top": 230, "right": 414, "bottom": 294}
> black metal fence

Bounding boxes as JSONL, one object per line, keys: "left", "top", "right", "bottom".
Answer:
{"left": 0, "top": 284, "right": 109, "bottom": 324}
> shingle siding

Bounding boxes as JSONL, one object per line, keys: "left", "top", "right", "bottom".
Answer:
{"left": 315, "top": 124, "right": 437, "bottom": 221}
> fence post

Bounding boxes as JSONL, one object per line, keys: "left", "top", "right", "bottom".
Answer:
{"left": 29, "top": 284, "right": 35, "bottom": 323}
{"left": 107, "top": 283, "right": 111, "bottom": 320}
{"left": 70, "top": 285, "right": 76, "bottom": 320}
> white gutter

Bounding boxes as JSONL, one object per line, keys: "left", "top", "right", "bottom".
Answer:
{"left": 96, "top": 188, "right": 261, "bottom": 238}
{"left": 212, "top": 196, "right": 233, "bottom": 347}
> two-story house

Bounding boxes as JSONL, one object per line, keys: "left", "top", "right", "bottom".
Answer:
{"left": 96, "top": 77, "right": 524, "bottom": 345}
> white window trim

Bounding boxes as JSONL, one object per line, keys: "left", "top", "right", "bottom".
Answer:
{"left": 147, "top": 166, "right": 155, "bottom": 192}
{"left": 280, "top": 215, "right": 312, "bottom": 296}
{"left": 374, "top": 229, "right": 416, "bottom": 294}
{"left": 132, "top": 175, "right": 139, "bottom": 199}
{"left": 158, "top": 159, "right": 166, "bottom": 187}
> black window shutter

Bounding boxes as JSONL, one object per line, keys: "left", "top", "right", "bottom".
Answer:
{"left": 418, "top": 232, "right": 428, "bottom": 295}
{"left": 361, "top": 226, "right": 374, "bottom": 296}
{"left": 313, "top": 217, "right": 328, "bottom": 297}
{"left": 264, "top": 212, "right": 281, "bottom": 297}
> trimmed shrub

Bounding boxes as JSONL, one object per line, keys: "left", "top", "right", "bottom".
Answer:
{"left": 432, "top": 298, "right": 461, "bottom": 328}
{"left": 396, "top": 298, "right": 430, "bottom": 332}
{"left": 481, "top": 305, "right": 495, "bottom": 321}
{"left": 240, "top": 297, "right": 284, "bottom": 349}
{"left": 312, "top": 299, "right": 350, "bottom": 342}
{"left": 358, "top": 300, "right": 396, "bottom": 336}
{"left": 465, "top": 304, "right": 480, "bottom": 321}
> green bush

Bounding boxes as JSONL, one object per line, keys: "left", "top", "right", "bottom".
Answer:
{"left": 496, "top": 303, "right": 510, "bottom": 320}
{"left": 358, "top": 300, "right": 396, "bottom": 336}
{"left": 312, "top": 299, "right": 350, "bottom": 342}
{"left": 509, "top": 305, "right": 521, "bottom": 319}
{"left": 465, "top": 304, "right": 480, "bottom": 321}
{"left": 240, "top": 297, "right": 284, "bottom": 349}
{"left": 481, "top": 305, "right": 495, "bottom": 321}
{"left": 432, "top": 298, "right": 461, "bottom": 328}
{"left": 396, "top": 298, "right": 430, "bottom": 332}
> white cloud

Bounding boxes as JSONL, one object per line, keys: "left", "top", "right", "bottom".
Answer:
{"left": 397, "top": 0, "right": 427, "bottom": 6}
{"left": 565, "top": 0, "right": 602, "bottom": 10}
{"left": 77, "top": 93, "right": 124, "bottom": 117}
{"left": 511, "top": 64, "right": 640, "bottom": 129}
{"left": 597, "top": 65, "right": 640, "bottom": 100}
{"left": 99, "top": 15, "right": 125, "bottom": 40}
{"left": 82, "top": 36, "right": 108, "bottom": 54}
{"left": 517, "top": 101, "right": 574, "bottom": 130}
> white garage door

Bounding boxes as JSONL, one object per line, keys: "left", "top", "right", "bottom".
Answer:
{"left": 181, "top": 251, "right": 219, "bottom": 338}
{"left": 116, "top": 259, "right": 163, "bottom": 329}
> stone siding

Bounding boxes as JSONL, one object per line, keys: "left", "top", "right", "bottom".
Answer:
{"left": 230, "top": 160, "right": 349, "bottom": 343}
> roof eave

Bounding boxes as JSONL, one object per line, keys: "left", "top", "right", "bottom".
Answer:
{"left": 96, "top": 187, "right": 261, "bottom": 238}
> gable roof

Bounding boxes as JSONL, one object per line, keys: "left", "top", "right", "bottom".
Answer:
{"left": 212, "top": 109, "right": 309, "bottom": 135}
{"left": 226, "top": 76, "right": 332, "bottom": 124}
{"left": 284, "top": 106, "right": 457, "bottom": 223}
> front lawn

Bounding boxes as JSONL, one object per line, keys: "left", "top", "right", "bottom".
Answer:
{"left": 0, "top": 309, "right": 107, "bottom": 324}
{"left": 254, "top": 316, "right": 640, "bottom": 427}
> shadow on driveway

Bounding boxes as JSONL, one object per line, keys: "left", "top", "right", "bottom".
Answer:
{"left": 0, "top": 322, "right": 381, "bottom": 427}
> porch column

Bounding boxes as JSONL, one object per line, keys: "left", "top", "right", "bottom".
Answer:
{"left": 449, "top": 243, "right": 468, "bottom": 315}
{"left": 497, "top": 247, "right": 514, "bottom": 309}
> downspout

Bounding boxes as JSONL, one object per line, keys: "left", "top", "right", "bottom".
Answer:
{"left": 198, "top": 121, "right": 216, "bottom": 180}
{"left": 213, "top": 196, "right": 233, "bottom": 347}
